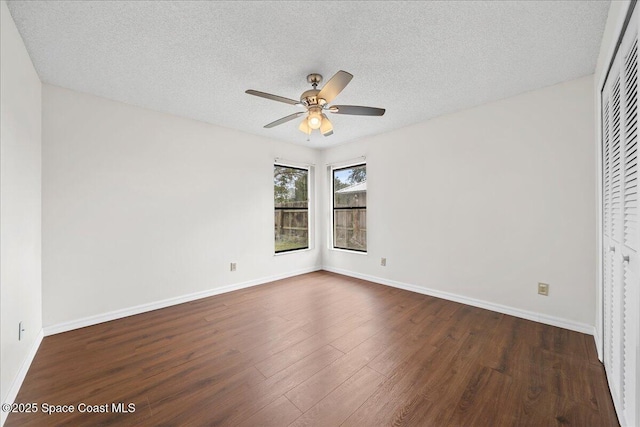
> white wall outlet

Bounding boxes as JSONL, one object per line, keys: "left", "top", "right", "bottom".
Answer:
{"left": 230, "top": 262, "right": 236, "bottom": 272}
{"left": 538, "top": 283, "right": 549, "bottom": 296}
{"left": 381, "top": 257, "right": 386, "bottom": 266}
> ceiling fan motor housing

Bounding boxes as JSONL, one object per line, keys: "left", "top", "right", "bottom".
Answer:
{"left": 300, "top": 89, "right": 327, "bottom": 108}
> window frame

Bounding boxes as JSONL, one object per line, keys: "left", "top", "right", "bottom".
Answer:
{"left": 274, "top": 163, "right": 310, "bottom": 254}
{"left": 331, "top": 162, "right": 367, "bottom": 254}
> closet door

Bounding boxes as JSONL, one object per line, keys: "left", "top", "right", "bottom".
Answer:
{"left": 601, "top": 6, "right": 638, "bottom": 426}
{"left": 603, "top": 63, "right": 626, "bottom": 419}
{"left": 621, "top": 29, "right": 638, "bottom": 427}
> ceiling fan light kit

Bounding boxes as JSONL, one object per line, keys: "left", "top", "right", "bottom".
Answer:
{"left": 246, "top": 70, "right": 385, "bottom": 137}
{"left": 307, "top": 109, "right": 323, "bottom": 129}
{"left": 298, "top": 117, "right": 311, "bottom": 135}
{"left": 320, "top": 113, "right": 333, "bottom": 136}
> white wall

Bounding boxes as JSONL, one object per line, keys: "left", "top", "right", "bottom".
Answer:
{"left": 321, "top": 75, "right": 596, "bottom": 328}
{"left": 21, "top": 40, "right": 599, "bottom": 338}
{"left": 42, "top": 76, "right": 598, "bottom": 333}
{"left": 42, "top": 85, "right": 320, "bottom": 328}
{"left": 0, "top": 0, "right": 43, "bottom": 415}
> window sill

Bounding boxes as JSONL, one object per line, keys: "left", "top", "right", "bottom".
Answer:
{"left": 330, "top": 247, "right": 368, "bottom": 255}
{"left": 274, "top": 247, "right": 311, "bottom": 256}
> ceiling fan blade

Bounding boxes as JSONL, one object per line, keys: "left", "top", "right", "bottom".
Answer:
{"left": 330, "top": 105, "right": 386, "bottom": 116}
{"left": 317, "top": 70, "right": 353, "bottom": 104}
{"left": 320, "top": 114, "right": 333, "bottom": 136}
{"left": 246, "top": 90, "right": 300, "bottom": 106}
{"left": 264, "top": 111, "right": 306, "bottom": 128}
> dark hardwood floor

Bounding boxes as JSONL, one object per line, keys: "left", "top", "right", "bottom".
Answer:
{"left": 6, "top": 271, "right": 618, "bottom": 426}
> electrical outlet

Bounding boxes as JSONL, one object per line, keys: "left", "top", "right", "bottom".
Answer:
{"left": 18, "top": 321, "right": 25, "bottom": 340}
{"left": 381, "top": 257, "right": 386, "bottom": 266}
{"left": 538, "top": 283, "right": 549, "bottom": 296}
{"left": 230, "top": 262, "right": 236, "bottom": 272}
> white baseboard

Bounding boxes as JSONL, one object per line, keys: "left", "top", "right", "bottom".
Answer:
{"left": 44, "top": 266, "right": 322, "bottom": 336}
{"left": 41, "top": 263, "right": 594, "bottom": 337}
{"left": 323, "top": 266, "right": 595, "bottom": 335}
{"left": 1, "top": 329, "right": 43, "bottom": 427}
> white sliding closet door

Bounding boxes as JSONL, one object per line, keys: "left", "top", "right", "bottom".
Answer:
{"left": 601, "top": 5, "right": 638, "bottom": 426}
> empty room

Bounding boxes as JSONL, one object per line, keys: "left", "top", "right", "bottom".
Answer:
{"left": 1, "top": 1, "right": 638, "bottom": 426}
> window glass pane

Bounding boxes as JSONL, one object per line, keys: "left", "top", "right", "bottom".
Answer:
{"left": 333, "top": 209, "right": 367, "bottom": 251}
{"left": 275, "top": 211, "right": 308, "bottom": 252}
{"left": 275, "top": 166, "right": 308, "bottom": 207}
{"left": 333, "top": 164, "right": 366, "bottom": 252}
{"left": 275, "top": 165, "right": 309, "bottom": 253}
{"left": 333, "top": 165, "right": 366, "bottom": 208}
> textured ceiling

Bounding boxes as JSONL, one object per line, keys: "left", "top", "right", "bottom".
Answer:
{"left": 6, "top": 1, "right": 610, "bottom": 148}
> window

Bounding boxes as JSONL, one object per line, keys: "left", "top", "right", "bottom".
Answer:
{"left": 333, "top": 164, "right": 366, "bottom": 252}
{"left": 274, "top": 165, "right": 309, "bottom": 253}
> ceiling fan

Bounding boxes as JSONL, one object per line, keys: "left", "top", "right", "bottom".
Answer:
{"left": 245, "top": 70, "right": 385, "bottom": 137}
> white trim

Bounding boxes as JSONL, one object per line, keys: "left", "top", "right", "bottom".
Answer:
{"left": 1, "top": 329, "right": 44, "bottom": 427}
{"left": 325, "top": 156, "right": 366, "bottom": 169}
{"left": 274, "top": 158, "right": 315, "bottom": 169}
{"left": 44, "top": 266, "right": 321, "bottom": 336}
{"left": 273, "top": 248, "right": 312, "bottom": 256}
{"left": 330, "top": 160, "right": 367, "bottom": 172}
{"left": 596, "top": 1, "right": 635, "bottom": 93}
{"left": 594, "top": 325, "right": 604, "bottom": 362}
{"left": 329, "top": 247, "right": 368, "bottom": 255}
{"left": 595, "top": 81, "right": 604, "bottom": 364}
{"left": 323, "top": 266, "right": 595, "bottom": 335}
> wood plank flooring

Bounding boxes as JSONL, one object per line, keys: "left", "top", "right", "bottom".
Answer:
{"left": 5, "top": 271, "right": 618, "bottom": 426}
